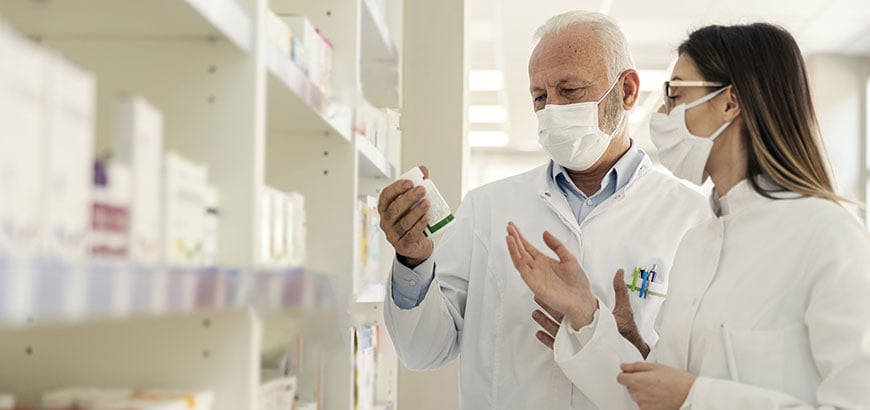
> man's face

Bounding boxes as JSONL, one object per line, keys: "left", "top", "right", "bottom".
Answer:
{"left": 528, "top": 26, "right": 619, "bottom": 131}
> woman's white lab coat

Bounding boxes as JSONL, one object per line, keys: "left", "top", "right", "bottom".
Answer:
{"left": 556, "top": 178, "right": 870, "bottom": 409}
{"left": 384, "top": 155, "right": 711, "bottom": 409}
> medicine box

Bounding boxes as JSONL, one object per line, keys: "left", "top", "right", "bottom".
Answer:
{"left": 162, "top": 152, "right": 208, "bottom": 267}
{"left": 41, "top": 53, "right": 96, "bottom": 259}
{"left": 116, "top": 95, "right": 164, "bottom": 264}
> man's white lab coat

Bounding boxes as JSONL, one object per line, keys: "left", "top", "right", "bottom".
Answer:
{"left": 555, "top": 179, "right": 870, "bottom": 409}
{"left": 384, "top": 155, "right": 710, "bottom": 409}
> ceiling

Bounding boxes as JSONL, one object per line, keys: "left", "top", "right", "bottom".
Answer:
{"left": 467, "top": 0, "right": 870, "bottom": 154}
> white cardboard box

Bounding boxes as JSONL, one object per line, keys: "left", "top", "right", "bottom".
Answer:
{"left": 286, "top": 191, "right": 306, "bottom": 267}
{"left": 0, "top": 23, "right": 48, "bottom": 256}
{"left": 162, "top": 152, "right": 208, "bottom": 267}
{"left": 116, "top": 95, "right": 164, "bottom": 264}
{"left": 41, "top": 53, "right": 96, "bottom": 259}
{"left": 266, "top": 9, "right": 290, "bottom": 55}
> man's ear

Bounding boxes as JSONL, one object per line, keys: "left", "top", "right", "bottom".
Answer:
{"left": 620, "top": 69, "right": 641, "bottom": 110}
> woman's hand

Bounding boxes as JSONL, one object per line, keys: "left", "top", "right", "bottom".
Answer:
{"left": 505, "top": 222, "right": 598, "bottom": 331}
{"left": 617, "top": 362, "right": 696, "bottom": 410}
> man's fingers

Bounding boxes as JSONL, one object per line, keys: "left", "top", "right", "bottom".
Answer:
{"left": 378, "top": 179, "right": 413, "bottom": 215}
{"left": 397, "top": 212, "right": 429, "bottom": 246}
{"left": 534, "top": 297, "right": 564, "bottom": 323}
{"left": 542, "top": 230, "right": 575, "bottom": 263}
{"left": 395, "top": 200, "right": 430, "bottom": 237}
{"left": 420, "top": 165, "right": 430, "bottom": 179}
{"left": 535, "top": 330, "right": 555, "bottom": 350}
{"left": 384, "top": 185, "right": 426, "bottom": 224}
{"left": 532, "top": 309, "right": 560, "bottom": 338}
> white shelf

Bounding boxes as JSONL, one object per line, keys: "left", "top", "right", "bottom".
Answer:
{"left": 360, "top": 0, "right": 401, "bottom": 108}
{"left": 360, "top": 0, "right": 398, "bottom": 62}
{"left": 0, "top": 308, "right": 261, "bottom": 410}
{"left": 267, "top": 45, "right": 352, "bottom": 141}
{"left": 0, "top": 0, "right": 253, "bottom": 52}
{"left": 0, "top": 255, "right": 341, "bottom": 329}
{"left": 356, "top": 134, "right": 396, "bottom": 180}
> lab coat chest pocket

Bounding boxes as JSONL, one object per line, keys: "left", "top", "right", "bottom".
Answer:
{"left": 730, "top": 329, "right": 786, "bottom": 391}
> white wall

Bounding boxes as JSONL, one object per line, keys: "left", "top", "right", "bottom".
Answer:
{"left": 807, "top": 54, "right": 870, "bottom": 223}
{"left": 397, "top": 0, "right": 467, "bottom": 408}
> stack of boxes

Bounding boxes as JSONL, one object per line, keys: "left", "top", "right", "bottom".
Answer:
{"left": 0, "top": 22, "right": 226, "bottom": 321}
{"left": 260, "top": 187, "right": 307, "bottom": 268}
{"left": 355, "top": 196, "right": 381, "bottom": 296}
{"left": 0, "top": 23, "right": 97, "bottom": 261}
{"left": 42, "top": 388, "right": 213, "bottom": 410}
{"left": 265, "top": 10, "right": 334, "bottom": 97}
{"left": 353, "top": 325, "right": 378, "bottom": 410}
{"left": 115, "top": 96, "right": 163, "bottom": 265}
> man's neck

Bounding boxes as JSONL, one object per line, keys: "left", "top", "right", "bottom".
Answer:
{"left": 565, "top": 143, "right": 631, "bottom": 197}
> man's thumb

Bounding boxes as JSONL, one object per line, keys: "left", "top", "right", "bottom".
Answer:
{"left": 612, "top": 269, "right": 631, "bottom": 311}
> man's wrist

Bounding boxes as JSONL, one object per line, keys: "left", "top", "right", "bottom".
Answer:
{"left": 397, "top": 254, "right": 427, "bottom": 269}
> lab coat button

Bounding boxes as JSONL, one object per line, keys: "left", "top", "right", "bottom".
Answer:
{"left": 408, "top": 279, "right": 417, "bottom": 286}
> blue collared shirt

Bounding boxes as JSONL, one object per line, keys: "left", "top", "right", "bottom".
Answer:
{"left": 550, "top": 144, "right": 644, "bottom": 224}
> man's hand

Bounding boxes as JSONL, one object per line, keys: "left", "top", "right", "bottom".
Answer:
{"left": 531, "top": 268, "right": 650, "bottom": 357}
{"left": 611, "top": 269, "right": 650, "bottom": 357}
{"left": 378, "top": 166, "right": 433, "bottom": 268}
{"left": 506, "top": 222, "right": 598, "bottom": 331}
{"left": 617, "top": 362, "right": 696, "bottom": 410}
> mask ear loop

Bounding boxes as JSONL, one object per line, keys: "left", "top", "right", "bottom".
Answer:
{"left": 596, "top": 70, "right": 627, "bottom": 104}
{"left": 685, "top": 85, "right": 730, "bottom": 110}
{"left": 688, "top": 86, "right": 733, "bottom": 141}
{"left": 598, "top": 70, "right": 630, "bottom": 136}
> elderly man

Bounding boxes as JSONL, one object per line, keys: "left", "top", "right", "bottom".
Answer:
{"left": 378, "top": 11, "right": 709, "bottom": 409}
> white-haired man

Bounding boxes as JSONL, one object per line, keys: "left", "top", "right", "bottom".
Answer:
{"left": 379, "top": 11, "right": 709, "bottom": 408}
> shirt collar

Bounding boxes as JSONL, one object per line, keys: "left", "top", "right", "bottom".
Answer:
{"left": 709, "top": 175, "right": 799, "bottom": 216}
{"left": 549, "top": 142, "right": 643, "bottom": 194}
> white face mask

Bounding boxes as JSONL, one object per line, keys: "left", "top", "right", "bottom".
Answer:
{"left": 536, "top": 75, "right": 624, "bottom": 171}
{"left": 649, "top": 87, "right": 732, "bottom": 185}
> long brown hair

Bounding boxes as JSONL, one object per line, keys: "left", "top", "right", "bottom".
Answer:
{"left": 679, "top": 23, "right": 850, "bottom": 203}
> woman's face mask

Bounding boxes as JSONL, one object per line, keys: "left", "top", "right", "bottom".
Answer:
{"left": 649, "top": 87, "right": 732, "bottom": 185}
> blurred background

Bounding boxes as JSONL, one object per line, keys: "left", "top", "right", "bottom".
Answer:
{"left": 0, "top": 0, "right": 866, "bottom": 409}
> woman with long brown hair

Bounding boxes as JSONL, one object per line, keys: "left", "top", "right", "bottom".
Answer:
{"left": 506, "top": 22, "right": 870, "bottom": 409}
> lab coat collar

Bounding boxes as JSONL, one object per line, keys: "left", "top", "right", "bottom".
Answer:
{"left": 539, "top": 150, "right": 653, "bottom": 198}
{"left": 709, "top": 175, "right": 798, "bottom": 217}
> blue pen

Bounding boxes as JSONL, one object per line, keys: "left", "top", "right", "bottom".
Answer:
{"left": 639, "top": 269, "right": 650, "bottom": 299}
{"left": 650, "top": 264, "right": 657, "bottom": 284}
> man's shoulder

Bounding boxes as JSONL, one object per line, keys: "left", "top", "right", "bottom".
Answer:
{"left": 467, "top": 164, "right": 549, "bottom": 199}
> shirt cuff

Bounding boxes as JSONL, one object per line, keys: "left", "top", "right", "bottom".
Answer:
{"left": 554, "top": 307, "right": 599, "bottom": 360}
{"left": 680, "top": 376, "right": 712, "bottom": 410}
{"left": 389, "top": 256, "right": 436, "bottom": 309}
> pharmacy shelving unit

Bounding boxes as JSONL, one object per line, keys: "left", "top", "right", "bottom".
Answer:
{"left": 0, "top": 0, "right": 403, "bottom": 409}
